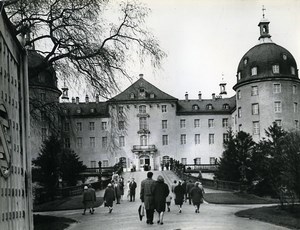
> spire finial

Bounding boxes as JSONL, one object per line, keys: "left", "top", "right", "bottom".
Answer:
{"left": 262, "top": 5, "right": 266, "bottom": 18}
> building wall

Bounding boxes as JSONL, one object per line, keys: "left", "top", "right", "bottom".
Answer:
{"left": 0, "top": 12, "right": 32, "bottom": 230}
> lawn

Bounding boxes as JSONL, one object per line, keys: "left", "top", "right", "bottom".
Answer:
{"left": 204, "top": 192, "right": 278, "bottom": 204}
{"left": 235, "top": 205, "right": 300, "bottom": 229}
{"left": 34, "top": 214, "right": 77, "bottom": 230}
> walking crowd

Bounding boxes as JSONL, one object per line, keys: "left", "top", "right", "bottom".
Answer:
{"left": 82, "top": 171, "right": 204, "bottom": 226}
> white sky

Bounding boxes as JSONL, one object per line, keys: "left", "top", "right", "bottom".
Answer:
{"left": 65, "top": 0, "right": 300, "bottom": 101}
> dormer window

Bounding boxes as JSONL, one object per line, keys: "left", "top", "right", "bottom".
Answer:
{"left": 206, "top": 104, "right": 213, "bottom": 110}
{"left": 223, "top": 104, "right": 230, "bottom": 110}
{"left": 272, "top": 65, "right": 280, "bottom": 74}
{"left": 282, "top": 54, "right": 287, "bottom": 60}
{"left": 237, "top": 72, "right": 241, "bottom": 80}
{"left": 150, "top": 93, "right": 155, "bottom": 99}
{"left": 139, "top": 88, "right": 145, "bottom": 98}
{"left": 243, "top": 58, "right": 248, "bottom": 65}
{"left": 76, "top": 108, "right": 81, "bottom": 114}
{"left": 291, "top": 66, "right": 296, "bottom": 75}
{"left": 192, "top": 104, "right": 199, "bottom": 110}
{"left": 251, "top": 67, "right": 257, "bottom": 76}
{"left": 90, "top": 108, "right": 95, "bottom": 113}
{"left": 130, "top": 93, "right": 135, "bottom": 99}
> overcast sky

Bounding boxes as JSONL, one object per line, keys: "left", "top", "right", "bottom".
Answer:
{"left": 65, "top": 0, "right": 300, "bottom": 101}
{"left": 125, "top": 0, "right": 300, "bottom": 100}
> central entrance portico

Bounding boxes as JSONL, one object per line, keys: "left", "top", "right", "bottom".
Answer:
{"left": 132, "top": 145, "right": 157, "bottom": 170}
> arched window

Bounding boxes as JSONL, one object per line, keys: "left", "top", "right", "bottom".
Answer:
{"left": 223, "top": 104, "right": 230, "bottom": 110}
{"left": 206, "top": 104, "right": 213, "bottom": 110}
{"left": 192, "top": 104, "right": 199, "bottom": 110}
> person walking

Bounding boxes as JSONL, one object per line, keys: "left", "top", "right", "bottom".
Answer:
{"left": 82, "top": 186, "right": 94, "bottom": 215}
{"left": 182, "top": 180, "right": 187, "bottom": 202}
{"left": 174, "top": 181, "right": 185, "bottom": 213}
{"left": 87, "top": 184, "right": 96, "bottom": 214}
{"left": 114, "top": 180, "right": 122, "bottom": 204}
{"left": 140, "top": 171, "right": 156, "bottom": 225}
{"left": 166, "top": 195, "right": 172, "bottom": 212}
{"left": 153, "top": 175, "right": 169, "bottom": 225}
{"left": 103, "top": 183, "right": 115, "bottom": 213}
{"left": 186, "top": 180, "right": 194, "bottom": 205}
{"left": 129, "top": 178, "right": 137, "bottom": 202}
{"left": 190, "top": 182, "right": 204, "bottom": 213}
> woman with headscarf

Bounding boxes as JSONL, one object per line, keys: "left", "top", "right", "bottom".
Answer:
{"left": 103, "top": 183, "right": 115, "bottom": 213}
{"left": 174, "top": 181, "right": 185, "bottom": 213}
{"left": 153, "top": 175, "right": 169, "bottom": 225}
{"left": 190, "top": 182, "right": 204, "bottom": 213}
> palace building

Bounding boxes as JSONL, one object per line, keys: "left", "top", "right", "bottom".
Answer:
{"left": 59, "top": 14, "right": 300, "bottom": 171}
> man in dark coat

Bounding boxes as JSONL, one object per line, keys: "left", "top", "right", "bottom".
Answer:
{"left": 82, "top": 186, "right": 95, "bottom": 215}
{"left": 190, "top": 182, "right": 204, "bottom": 213}
{"left": 140, "top": 171, "right": 156, "bottom": 225}
{"left": 129, "top": 178, "right": 137, "bottom": 202}
{"left": 174, "top": 181, "right": 185, "bottom": 213}
{"left": 88, "top": 184, "right": 96, "bottom": 214}
{"left": 186, "top": 180, "right": 194, "bottom": 205}
{"left": 181, "top": 180, "right": 187, "bottom": 202}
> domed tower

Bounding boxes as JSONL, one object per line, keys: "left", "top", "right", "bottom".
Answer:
{"left": 233, "top": 13, "right": 300, "bottom": 141}
{"left": 28, "top": 51, "right": 62, "bottom": 159}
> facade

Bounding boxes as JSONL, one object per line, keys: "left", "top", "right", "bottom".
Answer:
{"left": 59, "top": 16, "right": 300, "bottom": 171}
{"left": 0, "top": 9, "right": 33, "bottom": 230}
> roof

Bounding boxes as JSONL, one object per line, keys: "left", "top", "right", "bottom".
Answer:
{"left": 177, "top": 96, "right": 236, "bottom": 115}
{"left": 109, "top": 77, "right": 177, "bottom": 103}
{"left": 60, "top": 102, "right": 109, "bottom": 118}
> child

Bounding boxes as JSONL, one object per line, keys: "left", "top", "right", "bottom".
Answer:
{"left": 166, "top": 195, "right": 172, "bottom": 212}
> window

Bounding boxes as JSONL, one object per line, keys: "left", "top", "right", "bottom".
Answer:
{"left": 295, "top": 120, "right": 299, "bottom": 129}
{"left": 273, "top": 83, "right": 281, "bottom": 93}
{"left": 102, "top": 137, "right": 107, "bottom": 148}
{"left": 194, "top": 119, "right": 200, "bottom": 128}
{"left": 64, "top": 138, "right": 70, "bottom": 148}
{"left": 251, "top": 86, "right": 258, "bottom": 96}
{"left": 162, "top": 135, "right": 168, "bottom": 145}
{"left": 291, "top": 66, "right": 296, "bottom": 75}
{"left": 77, "top": 137, "right": 83, "bottom": 148}
{"left": 76, "top": 108, "right": 81, "bottom": 114}
{"left": 275, "top": 120, "right": 282, "bottom": 127}
{"left": 207, "top": 104, "right": 213, "bottom": 110}
{"left": 101, "top": 122, "right": 107, "bottom": 130}
{"left": 209, "top": 134, "right": 214, "bottom": 144}
{"left": 181, "top": 158, "right": 187, "bottom": 165}
{"left": 195, "top": 134, "right": 200, "bottom": 144}
{"left": 237, "top": 72, "right": 241, "bottom": 80}
{"left": 192, "top": 104, "right": 199, "bottom": 110}
{"left": 194, "top": 158, "right": 201, "bottom": 164}
{"left": 222, "top": 118, "right": 228, "bottom": 128}
{"left": 139, "top": 117, "right": 147, "bottom": 130}
{"left": 208, "top": 119, "right": 214, "bottom": 128}
{"left": 119, "top": 136, "right": 125, "bottom": 147}
{"left": 238, "top": 107, "right": 242, "bottom": 118}
{"left": 89, "top": 122, "right": 95, "bottom": 131}
{"left": 223, "top": 133, "right": 229, "bottom": 143}
{"left": 180, "top": 119, "right": 186, "bottom": 128}
{"left": 140, "top": 135, "right": 147, "bottom": 146}
{"left": 76, "top": 122, "right": 82, "bottom": 131}
{"left": 103, "top": 160, "right": 109, "bottom": 167}
{"left": 161, "top": 105, "right": 167, "bottom": 112}
{"left": 272, "top": 64, "right": 280, "bottom": 74}
{"left": 294, "top": 102, "right": 298, "bottom": 113}
{"left": 237, "top": 90, "right": 241, "bottom": 100}
{"left": 130, "top": 93, "right": 135, "bottom": 99}
{"left": 90, "top": 161, "right": 96, "bottom": 168}
{"left": 64, "top": 122, "right": 70, "bottom": 132}
{"left": 162, "top": 120, "right": 167, "bottom": 129}
{"left": 90, "top": 137, "right": 95, "bottom": 147}
{"left": 223, "top": 104, "right": 230, "bottom": 110}
{"left": 239, "top": 124, "right": 242, "bottom": 131}
{"left": 274, "top": 101, "right": 282, "bottom": 113}
{"left": 253, "top": 121, "right": 260, "bottom": 135}
{"left": 252, "top": 103, "right": 259, "bottom": 115}
{"left": 118, "top": 121, "right": 125, "bottom": 130}
{"left": 244, "top": 58, "right": 248, "bottom": 65}
{"left": 118, "top": 106, "right": 124, "bottom": 113}
{"left": 41, "top": 128, "right": 47, "bottom": 141}
{"left": 210, "top": 157, "right": 216, "bottom": 165}
{"left": 251, "top": 67, "right": 257, "bottom": 76}
{"left": 139, "top": 105, "right": 146, "bottom": 114}
{"left": 180, "top": 134, "right": 186, "bottom": 145}
{"left": 293, "top": 85, "right": 297, "bottom": 94}
{"left": 150, "top": 93, "right": 155, "bottom": 99}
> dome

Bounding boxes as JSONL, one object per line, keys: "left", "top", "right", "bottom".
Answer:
{"left": 28, "top": 51, "right": 58, "bottom": 89}
{"left": 236, "top": 43, "right": 298, "bottom": 86}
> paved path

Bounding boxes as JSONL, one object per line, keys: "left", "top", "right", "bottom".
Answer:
{"left": 38, "top": 171, "right": 288, "bottom": 230}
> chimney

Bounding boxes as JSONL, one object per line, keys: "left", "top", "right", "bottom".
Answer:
{"left": 198, "top": 91, "right": 202, "bottom": 100}
{"left": 139, "top": 73, "right": 144, "bottom": 78}
{"left": 85, "top": 94, "right": 89, "bottom": 103}
{"left": 71, "top": 97, "right": 75, "bottom": 103}
{"left": 76, "top": 97, "right": 79, "bottom": 104}
{"left": 212, "top": 93, "right": 215, "bottom": 100}
{"left": 185, "top": 92, "right": 188, "bottom": 101}
{"left": 95, "top": 95, "right": 99, "bottom": 103}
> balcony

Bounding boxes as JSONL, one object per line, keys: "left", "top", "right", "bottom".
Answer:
{"left": 132, "top": 145, "right": 157, "bottom": 152}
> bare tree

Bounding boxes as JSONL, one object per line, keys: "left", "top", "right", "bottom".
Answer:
{"left": 5, "top": 0, "right": 166, "bottom": 97}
